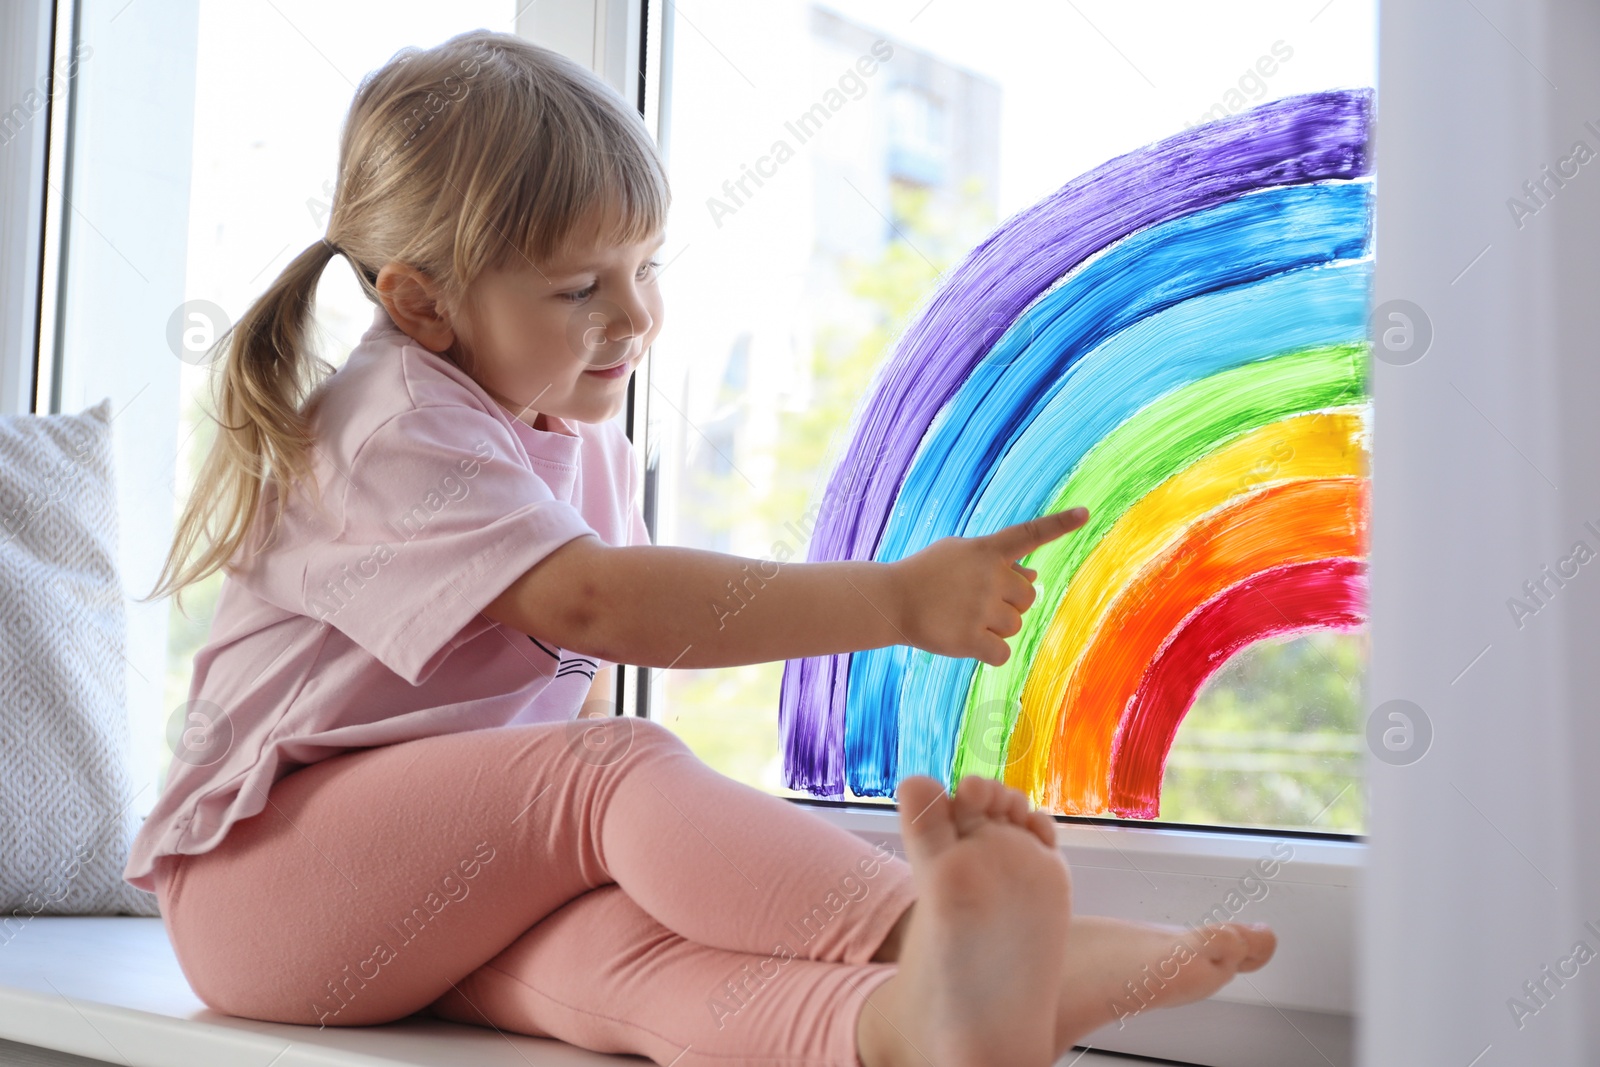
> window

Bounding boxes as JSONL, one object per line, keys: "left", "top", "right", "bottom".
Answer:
{"left": 647, "top": 0, "right": 1375, "bottom": 838}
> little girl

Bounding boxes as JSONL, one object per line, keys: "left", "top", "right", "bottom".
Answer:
{"left": 129, "top": 30, "right": 1274, "bottom": 1067}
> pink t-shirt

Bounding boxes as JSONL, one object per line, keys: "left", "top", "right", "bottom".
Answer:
{"left": 123, "top": 305, "right": 649, "bottom": 894}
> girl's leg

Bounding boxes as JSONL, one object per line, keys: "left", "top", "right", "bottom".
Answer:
{"left": 426, "top": 883, "right": 897, "bottom": 1067}
{"left": 157, "top": 717, "right": 915, "bottom": 1028}
{"left": 543, "top": 716, "right": 918, "bottom": 963}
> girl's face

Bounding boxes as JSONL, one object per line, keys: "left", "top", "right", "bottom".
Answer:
{"left": 453, "top": 215, "right": 666, "bottom": 431}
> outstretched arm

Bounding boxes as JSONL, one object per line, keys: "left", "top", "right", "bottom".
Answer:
{"left": 482, "top": 507, "right": 1089, "bottom": 671}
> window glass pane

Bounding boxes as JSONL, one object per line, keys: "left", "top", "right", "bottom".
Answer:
{"left": 163, "top": 2, "right": 514, "bottom": 793}
{"left": 649, "top": 0, "right": 1376, "bottom": 834}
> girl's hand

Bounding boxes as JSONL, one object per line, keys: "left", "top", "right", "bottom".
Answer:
{"left": 890, "top": 507, "right": 1090, "bottom": 666}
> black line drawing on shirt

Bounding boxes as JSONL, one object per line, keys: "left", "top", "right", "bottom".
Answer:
{"left": 529, "top": 634, "right": 598, "bottom": 681}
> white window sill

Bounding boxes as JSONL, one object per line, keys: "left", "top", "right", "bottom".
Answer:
{"left": 0, "top": 917, "right": 620, "bottom": 1067}
{"left": 0, "top": 914, "right": 1251, "bottom": 1067}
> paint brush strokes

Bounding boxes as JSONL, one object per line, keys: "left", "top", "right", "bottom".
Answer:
{"left": 904, "top": 275, "right": 1372, "bottom": 789}
{"left": 1109, "top": 558, "right": 1367, "bottom": 819}
{"left": 778, "top": 89, "right": 1374, "bottom": 818}
{"left": 850, "top": 188, "right": 1371, "bottom": 796}
{"left": 1037, "top": 476, "right": 1369, "bottom": 813}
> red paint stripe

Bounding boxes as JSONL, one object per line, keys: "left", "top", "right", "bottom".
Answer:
{"left": 1107, "top": 558, "right": 1368, "bottom": 819}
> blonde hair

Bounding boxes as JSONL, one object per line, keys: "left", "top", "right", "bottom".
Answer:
{"left": 141, "top": 29, "right": 670, "bottom": 611}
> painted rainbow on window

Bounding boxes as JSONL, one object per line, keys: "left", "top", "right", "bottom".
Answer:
{"left": 778, "top": 89, "right": 1374, "bottom": 818}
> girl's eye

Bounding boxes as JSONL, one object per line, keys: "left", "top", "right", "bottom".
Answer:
{"left": 560, "top": 259, "right": 660, "bottom": 303}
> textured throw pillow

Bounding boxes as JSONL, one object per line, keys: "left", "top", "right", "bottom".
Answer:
{"left": 0, "top": 398, "right": 159, "bottom": 918}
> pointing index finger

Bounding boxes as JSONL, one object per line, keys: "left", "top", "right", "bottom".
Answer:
{"left": 991, "top": 507, "right": 1090, "bottom": 558}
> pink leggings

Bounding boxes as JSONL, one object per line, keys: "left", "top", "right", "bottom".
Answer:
{"left": 153, "top": 718, "right": 917, "bottom": 1066}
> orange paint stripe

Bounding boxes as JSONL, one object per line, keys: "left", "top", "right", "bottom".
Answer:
{"left": 1037, "top": 477, "right": 1368, "bottom": 813}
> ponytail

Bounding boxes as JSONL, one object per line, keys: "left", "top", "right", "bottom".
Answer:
{"left": 138, "top": 239, "right": 339, "bottom": 612}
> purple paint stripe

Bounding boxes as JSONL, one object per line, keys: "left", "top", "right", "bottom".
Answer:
{"left": 778, "top": 89, "right": 1373, "bottom": 797}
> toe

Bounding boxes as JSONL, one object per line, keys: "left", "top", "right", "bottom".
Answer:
{"left": 1198, "top": 923, "right": 1250, "bottom": 969}
{"left": 951, "top": 776, "right": 998, "bottom": 835}
{"left": 1235, "top": 923, "right": 1277, "bottom": 971}
{"left": 1025, "top": 808, "right": 1057, "bottom": 849}
{"left": 997, "top": 785, "right": 1032, "bottom": 828}
{"left": 897, "top": 775, "right": 957, "bottom": 861}
{"left": 978, "top": 778, "right": 1014, "bottom": 820}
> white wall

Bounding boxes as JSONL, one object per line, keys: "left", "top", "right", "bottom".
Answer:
{"left": 1366, "top": 1, "right": 1600, "bottom": 1062}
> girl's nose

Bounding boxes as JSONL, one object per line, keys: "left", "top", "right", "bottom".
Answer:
{"left": 571, "top": 297, "right": 650, "bottom": 361}
{"left": 606, "top": 293, "right": 651, "bottom": 342}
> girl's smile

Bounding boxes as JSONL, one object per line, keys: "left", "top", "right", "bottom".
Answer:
{"left": 582, "top": 358, "right": 636, "bottom": 380}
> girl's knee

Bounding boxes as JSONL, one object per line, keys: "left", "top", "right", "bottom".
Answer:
{"left": 562, "top": 714, "right": 688, "bottom": 770}
{"left": 617, "top": 716, "right": 690, "bottom": 759}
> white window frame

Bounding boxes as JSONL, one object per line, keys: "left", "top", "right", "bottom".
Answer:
{"left": 0, "top": 0, "right": 55, "bottom": 419}
{"left": 535, "top": 3, "right": 1365, "bottom": 1064}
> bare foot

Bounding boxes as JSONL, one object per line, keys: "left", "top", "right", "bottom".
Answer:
{"left": 868, "top": 776, "right": 1059, "bottom": 964}
{"left": 863, "top": 777, "right": 1279, "bottom": 1057}
{"left": 857, "top": 775, "right": 1071, "bottom": 1067}
{"left": 1052, "top": 914, "right": 1277, "bottom": 1046}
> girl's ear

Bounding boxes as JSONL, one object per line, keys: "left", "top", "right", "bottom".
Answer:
{"left": 375, "top": 261, "right": 457, "bottom": 353}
